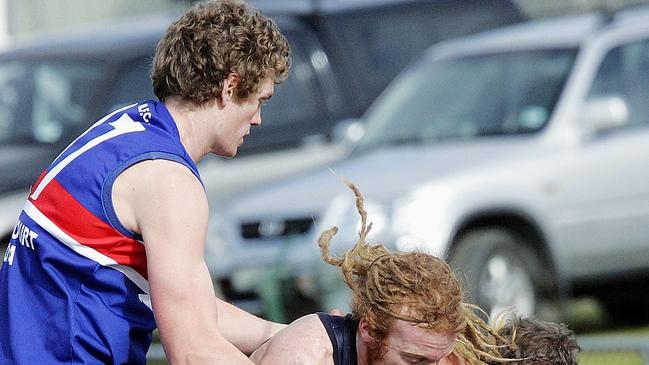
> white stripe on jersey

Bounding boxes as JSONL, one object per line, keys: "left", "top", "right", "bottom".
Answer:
{"left": 51, "top": 103, "right": 137, "bottom": 166}
{"left": 22, "top": 200, "right": 150, "bottom": 295}
{"left": 31, "top": 112, "right": 145, "bottom": 200}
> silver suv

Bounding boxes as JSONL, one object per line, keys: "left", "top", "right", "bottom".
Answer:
{"left": 207, "top": 7, "right": 649, "bottom": 321}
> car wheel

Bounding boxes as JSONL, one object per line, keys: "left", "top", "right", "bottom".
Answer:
{"left": 449, "top": 227, "right": 557, "bottom": 319}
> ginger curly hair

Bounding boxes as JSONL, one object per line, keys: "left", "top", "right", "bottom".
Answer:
{"left": 317, "top": 182, "right": 466, "bottom": 347}
{"left": 152, "top": 0, "right": 290, "bottom": 103}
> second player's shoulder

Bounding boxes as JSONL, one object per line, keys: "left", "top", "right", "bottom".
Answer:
{"left": 251, "top": 313, "right": 335, "bottom": 365}
{"left": 290, "top": 313, "right": 334, "bottom": 341}
{"left": 276, "top": 313, "right": 335, "bottom": 355}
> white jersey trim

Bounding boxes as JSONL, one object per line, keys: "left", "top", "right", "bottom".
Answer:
{"left": 30, "top": 112, "right": 145, "bottom": 200}
{"left": 22, "top": 200, "right": 150, "bottom": 295}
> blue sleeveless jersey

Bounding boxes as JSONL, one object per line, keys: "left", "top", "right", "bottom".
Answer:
{"left": 0, "top": 100, "right": 202, "bottom": 364}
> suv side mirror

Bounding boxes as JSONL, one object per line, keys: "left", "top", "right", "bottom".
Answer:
{"left": 332, "top": 118, "right": 365, "bottom": 146}
{"left": 582, "top": 95, "right": 629, "bottom": 132}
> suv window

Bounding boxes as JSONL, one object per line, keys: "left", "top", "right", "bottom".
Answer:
{"left": 588, "top": 38, "right": 649, "bottom": 127}
{"left": 357, "top": 48, "right": 577, "bottom": 150}
{"left": 0, "top": 59, "right": 106, "bottom": 144}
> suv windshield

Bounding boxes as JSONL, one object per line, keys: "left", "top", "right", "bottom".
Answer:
{"left": 0, "top": 59, "right": 105, "bottom": 145}
{"left": 357, "top": 48, "right": 577, "bottom": 150}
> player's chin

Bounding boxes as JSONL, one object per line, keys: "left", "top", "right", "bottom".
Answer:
{"left": 231, "top": 138, "right": 246, "bottom": 156}
{"left": 224, "top": 148, "right": 238, "bottom": 158}
{"left": 220, "top": 139, "right": 243, "bottom": 157}
{"left": 230, "top": 143, "right": 242, "bottom": 157}
{"left": 215, "top": 145, "right": 238, "bottom": 158}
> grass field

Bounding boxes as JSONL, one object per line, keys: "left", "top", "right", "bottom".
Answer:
{"left": 580, "top": 352, "right": 645, "bottom": 365}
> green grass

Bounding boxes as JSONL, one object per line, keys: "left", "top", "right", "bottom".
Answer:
{"left": 568, "top": 297, "right": 649, "bottom": 365}
{"left": 579, "top": 351, "right": 645, "bottom": 365}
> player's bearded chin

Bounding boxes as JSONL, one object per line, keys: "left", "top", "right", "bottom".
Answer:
{"left": 365, "top": 336, "right": 388, "bottom": 364}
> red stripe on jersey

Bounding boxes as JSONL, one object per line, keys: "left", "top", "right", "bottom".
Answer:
{"left": 29, "top": 178, "right": 148, "bottom": 279}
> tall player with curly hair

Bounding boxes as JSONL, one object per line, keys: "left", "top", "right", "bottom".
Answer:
{"left": 251, "top": 182, "right": 468, "bottom": 365}
{"left": 0, "top": 1, "right": 290, "bottom": 364}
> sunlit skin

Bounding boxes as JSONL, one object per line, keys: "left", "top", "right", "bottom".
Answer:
{"left": 357, "top": 318, "right": 457, "bottom": 365}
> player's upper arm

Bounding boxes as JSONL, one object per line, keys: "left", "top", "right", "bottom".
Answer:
{"left": 250, "top": 314, "right": 333, "bottom": 365}
{"left": 114, "top": 158, "right": 207, "bottom": 253}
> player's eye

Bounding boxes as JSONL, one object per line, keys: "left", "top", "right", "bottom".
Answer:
{"left": 404, "top": 355, "right": 427, "bottom": 364}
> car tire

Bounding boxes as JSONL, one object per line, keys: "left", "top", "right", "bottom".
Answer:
{"left": 449, "top": 227, "right": 559, "bottom": 320}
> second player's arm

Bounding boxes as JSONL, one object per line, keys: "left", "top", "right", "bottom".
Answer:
{"left": 214, "top": 296, "right": 286, "bottom": 354}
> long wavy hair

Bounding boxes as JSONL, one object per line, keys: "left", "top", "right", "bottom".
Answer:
{"left": 317, "top": 182, "right": 466, "bottom": 348}
{"left": 152, "top": 0, "right": 290, "bottom": 103}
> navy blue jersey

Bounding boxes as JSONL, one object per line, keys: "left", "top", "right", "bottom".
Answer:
{"left": 317, "top": 312, "right": 358, "bottom": 365}
{"left": 0, "top": 100, "right": 201, "bottom": 364}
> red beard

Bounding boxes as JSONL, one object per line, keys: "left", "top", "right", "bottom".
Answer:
{"left": 364, "top": 337, "right": 388, "bottom": 364}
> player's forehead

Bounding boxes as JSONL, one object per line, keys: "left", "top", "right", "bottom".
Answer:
{"left": 259, "top": 76, "right": 275, "bottom": 97}
{"left": 388, "top": 319, "right": 456, "bottom": 356}
{"left": 257, "top": 73, "right": 275, "bottom": 97}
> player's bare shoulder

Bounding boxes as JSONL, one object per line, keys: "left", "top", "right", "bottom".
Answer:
{"left": 112, "top": 159, "right": 206, "bottom": 235}
{"left": 251, "top": 313, "right": 334, "bottom": 365}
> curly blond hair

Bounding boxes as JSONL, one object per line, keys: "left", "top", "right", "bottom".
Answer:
{"left": 317, "top": 182, "right": 466, "bottom": 345}
{"left": 453, "top": 305, "right": 512, "bottom": 365}
{"left": 152, "top": 0, "right": 290, "bottom": 103}
{"left": 495, "top": 315, "right": 580, "bottom": 365}
{"left": 453, "top": 308, "right": 580, "bottom": 365}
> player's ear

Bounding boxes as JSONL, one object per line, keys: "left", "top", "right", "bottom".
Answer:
{"left": 220, "top": 73, "right": 240, "bottom": 104}
{"left": 358, "top": 318, "right": 374, "bottom": 342}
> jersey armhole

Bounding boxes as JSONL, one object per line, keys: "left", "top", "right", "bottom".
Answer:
{"left": 317, "top": 312, "right": 341, "bottom": 365}
{"left": 101, "top": 152, "right": 203, "bottom": 240}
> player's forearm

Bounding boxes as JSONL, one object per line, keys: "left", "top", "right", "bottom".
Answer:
{"left": 155, "top": 289, "right": 256, "bottom": 365}
{"left": 215, "top": 297, "right": 287, "bottom": 354}
{"left": 169, "top": 343, "right": 253, "bottom": 365}
{"left": 149, "top": 260, "right": 254, "bottom": 364}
